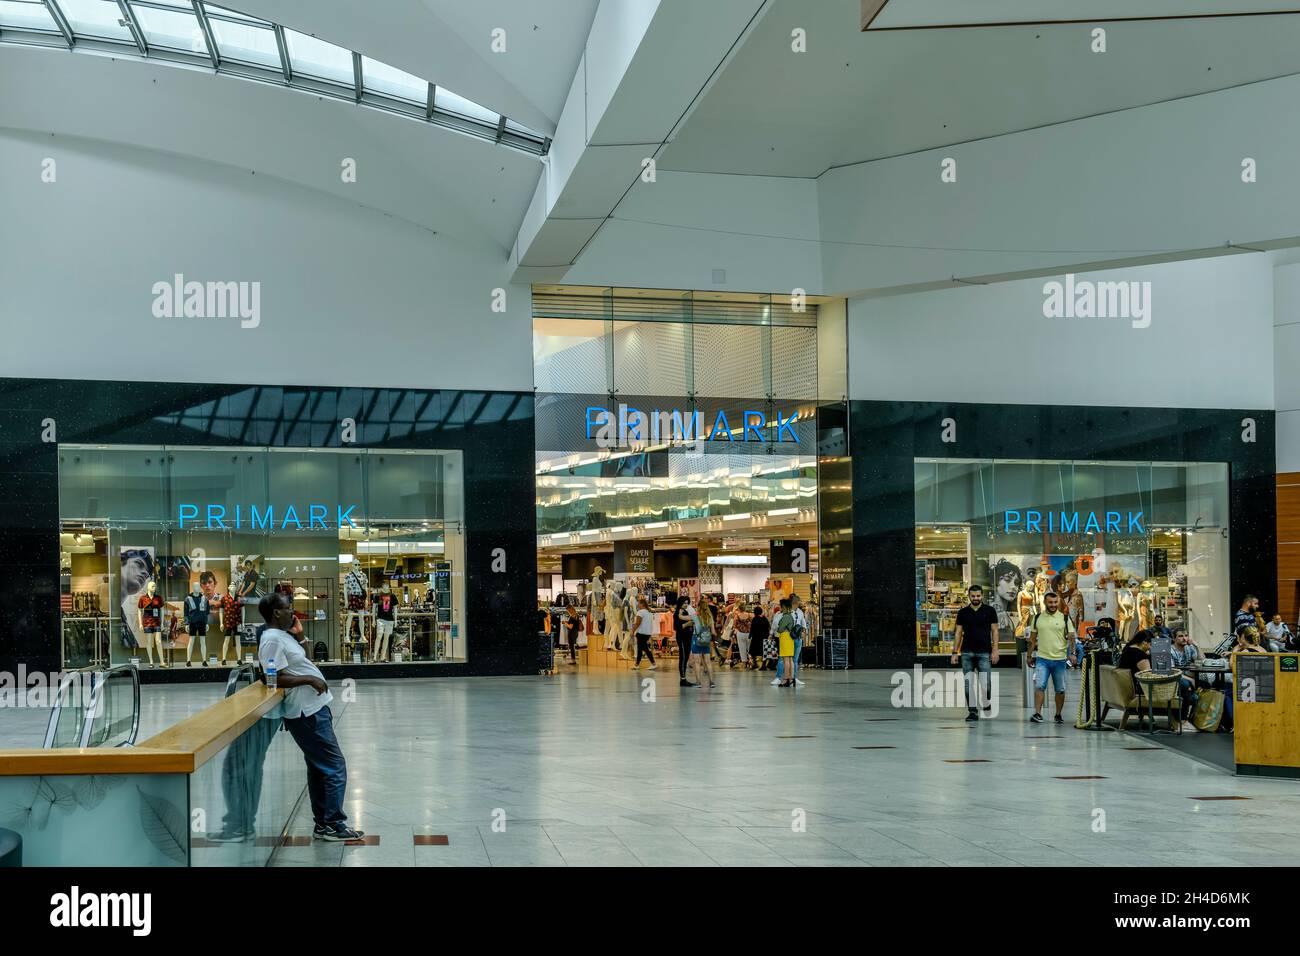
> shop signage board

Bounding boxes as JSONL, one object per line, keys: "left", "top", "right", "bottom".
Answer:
{"left": 613, "top": 540, "right": 653, "bottom": 575}
{"left": 178, "top": 503, "right": 360, "bottom": 530}
{"left": 1002, "top": 510, "right": 1145, "bottom": 534}
{"left": 584, "top": 405, "right": 800, "bottom": 444}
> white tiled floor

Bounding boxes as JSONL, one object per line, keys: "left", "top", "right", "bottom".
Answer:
{"left": 288, "top": 667, "right": 1300, "bottom": 867}
{"left": 6, "top": 667, "right": 1298, "bottom": 866}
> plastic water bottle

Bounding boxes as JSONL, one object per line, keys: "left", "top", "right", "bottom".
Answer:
{"left": 265, "top": 658, "right": 278, "bottom": 690}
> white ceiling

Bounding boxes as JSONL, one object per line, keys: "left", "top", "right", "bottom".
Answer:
{"left": 233, "top": 0, "right": 598, "bottom": 134}
{"left": 0, "top": 43, "right": 541, "bottom": 250}
{"left": 871, "top": 0, "right": 1300, "bottom": 29}
{"left": 660, "top": 0, "right": 1300, "bottom": 177}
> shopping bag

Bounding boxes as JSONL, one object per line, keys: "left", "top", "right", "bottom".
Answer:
{"left": 1191, "top": 688, "right": 1224, "bottom": 733}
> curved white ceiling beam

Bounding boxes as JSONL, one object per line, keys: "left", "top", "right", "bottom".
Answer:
{"left": 229, "top": 0, "right": 599, "bottom": 136}
{"left": 0, "top": 43, "right": 542, "bottom": 252}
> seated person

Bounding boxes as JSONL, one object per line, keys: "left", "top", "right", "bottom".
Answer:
{"left": 1264, "top": 614, "right": 1291, "bottom": 652}
{"left": 1169, "top": 629, "right": 1200, "bottom": 731}
{"left": 1221, "top": 626, "right": 1268, "bottom": 732}
{"left": 1118, "top": 629, "right": 1152, "bottom": 679}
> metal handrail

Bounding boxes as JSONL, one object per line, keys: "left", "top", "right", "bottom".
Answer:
{"left": 224, "top": 661, "right": 263, "bottom": 698}
{"left": 43, "top": 664, "right": 141, "bottom": 749}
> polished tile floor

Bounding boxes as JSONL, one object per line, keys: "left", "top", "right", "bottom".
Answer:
{"left": 280, "top": 667, "right": 1300, "bottom": 867}
{"left": 5, "top": 666, "right": 1298, "bottom": 866}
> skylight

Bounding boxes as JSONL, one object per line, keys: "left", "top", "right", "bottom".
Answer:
{"left": 0, "top": 0, "right": 549, "bottom": 155}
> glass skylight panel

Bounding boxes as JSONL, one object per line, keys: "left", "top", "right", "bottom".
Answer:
{"left": 361, "top": 56, "right": 425, "bottom": 103}
{"left": 284, "top": 29, "right": 352, "bottom": 85}
{"left": 205, "top": 3, "right": 279, "bottom": 67}
{"left": 0, "top": 0, "right": 57, "bottom": 31}
{"left": 131, "top": 0, "right": 204, "bottom": 53}
{"left": 434, "top": 88, "right": 497, "bottom": 127}
{"left": 56, "top": 0, "right": 133, "bottom": 40}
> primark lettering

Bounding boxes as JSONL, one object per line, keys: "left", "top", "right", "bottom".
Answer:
{"left": 1003, "top": 510, "right": 1145, "bottom": 535}
{"left": 178, "top": 503, "right": 359, "bottom": 530}
{"left": 584, "top": 404, "right": 799, "bottom": 445}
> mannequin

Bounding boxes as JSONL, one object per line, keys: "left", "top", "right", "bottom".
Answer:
{"left": 343, "top": 564, "right": 368, "bottom": 650}
{"left": 1137, "top": 580, "right": 1157, "bottom": 632}
{"left": 183, "top": 580, "right": 210, "bottom": 666}
{"left": 604, "top": 581, "right": 626, "bottom": 657}
{"left": 1116, "top": 576, "right": 1137, "bottom": 643}
{"left": 136, "top": 578, "right": 164, "bottom": 667}
{"left": 219, "top": 583, "right": 243, "bottom": 664}
{"left": 1016, "top": 580, "right": 1037, "bottom": 637}
{"left": 1033, "top": 565, "right": 1050, "bottom": 614}
{"left": 618, "top": 581, "right": 638, "bottom": 659}
{"left": 373, "top": 583, "right": 397, "bottom": 662}
{"left": 588, "top": 566, "right": 607, "bottom": 636}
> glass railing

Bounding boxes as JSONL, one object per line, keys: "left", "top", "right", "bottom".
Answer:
{"left": 43, "top": 665, "right": 140, "bottom": 749}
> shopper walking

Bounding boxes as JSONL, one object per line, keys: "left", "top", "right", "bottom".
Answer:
{"left": 563, "top": 605, "right": 583, "bottom": 663}
{"left": 690, "top": 600, "right": 716, "bottom": 687}
{"left": 789, "top": 594, "right": 808, "bottom": 686}
{"left": 731, "top": 601, "right": 752, "bottom": 668}
{"left": 257, "top": 592, "right": 363, "bottom": 842}
{"left": 774, "top": 598, "right": 796, "bottom": 688}
{"left": 1027, "top": 591, "right": 1077, "bottom": 724}
{"left": 630, "top": 596, "right": 657, "bottom": 671}
{"left": 950, "top": 583, "right": 999, "bottom": 721}
{"left": 674, "top": 596, "right": 698, "bottom": 687}
{"left": 749, "top": 606, "right": 770, "bottom": 669}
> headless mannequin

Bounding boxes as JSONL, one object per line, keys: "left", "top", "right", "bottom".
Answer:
{"left": 1137, "top": 582, "right": 1156, "bottom": 631}
{"left": 184, "top": 581, "right": 209, "bottom": 666}
{"left": 373, "top": 583, "right": 396, "bottom": 661}
{"left": 1116, "top": 581, "right": 1137, "bottom": 642}
{"left": 1033, "top": 570, "right": 1049, "bottom": 615}
{"left": 1016, "top": 583, "right": 1037, "bottom": 637}
{"left": 219, "top": 583, "right": 243, "bottom": 664}
{"left": 136, "top": 578, "right": 164, "bottom": 667}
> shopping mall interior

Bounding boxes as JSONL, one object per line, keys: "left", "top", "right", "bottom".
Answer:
{"left": 4, "top": 0, "right": 1300, "bottom": 889}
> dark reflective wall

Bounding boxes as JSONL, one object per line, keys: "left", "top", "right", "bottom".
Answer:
{"left": 0, "top": 379, "right": 536, "bottom": 680}
{"left": 849, "top": 400, "right": 1276, "bottom": 668}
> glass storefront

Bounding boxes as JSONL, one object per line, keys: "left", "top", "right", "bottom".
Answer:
{"left": 914, "top": 458, "right": 1230, "bottom": 655}
{"left": 57, "top": 444, "right": 466, "bottom": 669}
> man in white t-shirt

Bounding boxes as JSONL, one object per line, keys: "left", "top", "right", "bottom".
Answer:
{"left": 258, "top": 592, "right": 363, "bottom": 842}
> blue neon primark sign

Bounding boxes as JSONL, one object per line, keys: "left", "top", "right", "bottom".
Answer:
{"left": 1003, "top": 510, "right": 1145, "bottom": 534}
{"left": 178, "top": 503, "right": 359, "bottom": 530}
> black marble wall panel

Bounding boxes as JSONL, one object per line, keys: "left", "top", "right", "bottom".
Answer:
{"left": 0, "top": 379, "right": 537, "bottom": 679}
{"left": 849, "top": 400, "right": 1276, "bottom": 668}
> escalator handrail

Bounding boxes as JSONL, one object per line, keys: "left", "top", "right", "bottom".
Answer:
{"left": 43, "top": 664, "right": 141, "bottom": 749}
{"left": 81, "top": 664, "right": 142, "bottom": 748}
{"left": 224, "top": 661, "right": 264, "bottom": 698}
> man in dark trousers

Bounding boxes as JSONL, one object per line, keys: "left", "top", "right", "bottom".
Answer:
{"left": 257, "top": 592, "right": 363, "bottom": 842}
{"left": 951, "top": 584, "right": 999, "bottom": 721}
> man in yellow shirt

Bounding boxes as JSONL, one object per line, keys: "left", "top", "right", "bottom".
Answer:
{"left": 1027, "top": 591, "right": 1077, "bottom": 724}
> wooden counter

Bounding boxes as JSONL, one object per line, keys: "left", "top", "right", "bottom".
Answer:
{"left": 1232, "top": 652, "right": 1300, "bottom": 777}
{"left": 0, "top": 683, "right": 283, "bottom": 776}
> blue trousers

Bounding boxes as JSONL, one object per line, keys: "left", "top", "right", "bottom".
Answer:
{"left": 284, "top": 706, "right": 349, "bottom": 829}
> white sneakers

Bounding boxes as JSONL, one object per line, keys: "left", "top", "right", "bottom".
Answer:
{"left": 1181, "top": 721, "right": 1197, "bottom": 733}
{"left": 770, "top": 677, "right": 781, "bottom": 686}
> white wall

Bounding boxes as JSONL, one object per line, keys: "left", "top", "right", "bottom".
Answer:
{"left": 848, "top": 255, "right": 1274, "bottom": 410}
{"left": 0, "top": 130, "right": 534, "bottom": 392}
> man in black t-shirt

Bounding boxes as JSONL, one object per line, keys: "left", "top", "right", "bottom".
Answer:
{"left": 951, "top": 584, "right": 1000, "bottom": 720}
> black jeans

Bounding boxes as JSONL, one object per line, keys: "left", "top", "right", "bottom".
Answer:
{"left": 283, "top": 706, "right": 349, "bottom": 829}
{"left": 636, "top": 634, "right": 655, "bottom": 665}
{"left": 677, "top": 635, "right": 691, "bottom": 678}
